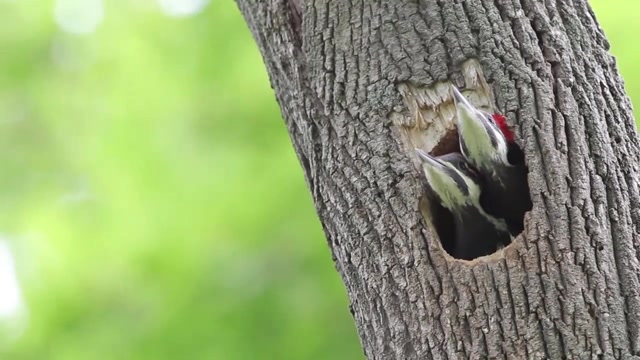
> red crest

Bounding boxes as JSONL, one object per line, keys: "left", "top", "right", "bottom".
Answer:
{"left": 492, "top": 113, "right": 514, "bottom": 142}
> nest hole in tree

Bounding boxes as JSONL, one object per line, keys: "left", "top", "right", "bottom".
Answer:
{"left": 426, "top": 128, "right": 534, "bottom": 261}
{"left": 421, "top": 126, "right": 533, "bottom": 261}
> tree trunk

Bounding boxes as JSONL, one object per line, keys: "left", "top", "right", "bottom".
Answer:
{"left": 236, "top": 0, "right": 640, "bottom": 358}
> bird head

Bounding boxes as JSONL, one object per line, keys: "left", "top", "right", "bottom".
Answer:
{"left": 451, "top": 86, "right": 511, "bottom": 170}
{"left": 415, "top": 149, "right": 482, "bottom": 211}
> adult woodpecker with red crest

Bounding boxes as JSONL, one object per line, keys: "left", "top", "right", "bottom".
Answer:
{"left": 415, "top": 150, "right": 512, "bottom": 260}
{"left": 451, "top": 86, "right": 532, "bottom": 236}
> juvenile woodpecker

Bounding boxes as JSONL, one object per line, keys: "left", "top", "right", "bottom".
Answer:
{"left": 451, "top": 86, "right": 532, "bottom": 235}
{"left": 415, "top": 149, "right": 512, "bottom": 260}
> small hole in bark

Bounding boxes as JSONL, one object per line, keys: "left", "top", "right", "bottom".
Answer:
{"left": 615, "top": 136, "right": 622, "bottom": 144}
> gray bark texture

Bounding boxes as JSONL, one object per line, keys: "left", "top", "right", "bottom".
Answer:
{"left": 236, "top": 0, "right": 640, "bottom": 359}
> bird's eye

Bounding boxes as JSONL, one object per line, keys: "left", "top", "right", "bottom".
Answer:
{"left": 459, "top": 161, "right": 478, "bottom": 176}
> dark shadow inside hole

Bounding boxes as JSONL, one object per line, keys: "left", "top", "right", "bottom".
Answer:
{"left": 428, "top": 196, "right": 456, "bottom": 256}
{"left": 429, "top": 129, "right": 461, "bottom": 156}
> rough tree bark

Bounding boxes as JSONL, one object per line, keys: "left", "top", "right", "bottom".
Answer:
{"left": 237, "top": 0, "right": 640, "bottom": 359}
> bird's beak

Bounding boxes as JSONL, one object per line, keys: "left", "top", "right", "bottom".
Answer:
{"left": 451, "top": 86, "right": 499, "bottom": 165}
{"left": 415, "top": 148, "right": 442, "bottom": 168}
{"left": 415, "top": 148, "right": 458, "bottom": 183}
{"left": 451, "top": 86, "right": 476, "bottom": 116}
{"left": 452, "top": 86, "right": 493, "bottom": 133}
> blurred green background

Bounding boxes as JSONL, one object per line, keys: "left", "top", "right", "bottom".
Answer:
{"left": 0, "top": 0, "right": 633, "bottom": 359}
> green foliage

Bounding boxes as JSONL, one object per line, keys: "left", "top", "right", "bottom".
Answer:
{"left": 0, "top": 1, "right": 634, "bottom": 359}
{"left": 0, "top": 1, "right": 360, "bottom": 359}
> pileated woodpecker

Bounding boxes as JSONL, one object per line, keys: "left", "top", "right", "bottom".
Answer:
{"left": 451, "top": 86, "right": 532, "bottom": 235}
{"left": 415, "top": 149, "right": 512, "bottom": 260}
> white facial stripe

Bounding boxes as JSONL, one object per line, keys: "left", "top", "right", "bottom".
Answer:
{"left": 489, "top": 124, "right": 510, "bottom": 165}
{"left": 442, "top": 162, "right": 482, "bottom": 201}
{"left": 445, "top": 160, "right": 509, "bottom": 232}
{"left": 482, "top": 114, "right": 511, "bottom": 164}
